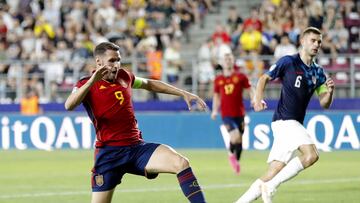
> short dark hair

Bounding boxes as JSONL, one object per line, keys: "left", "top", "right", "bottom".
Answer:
{"left": 300, "top": 27, "right": 322, "bottom": 39}
{"left": 94, "top": 42, "right": 120, "bottom": 57}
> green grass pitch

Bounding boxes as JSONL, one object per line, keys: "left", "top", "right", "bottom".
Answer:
{"left": 0, "top": 150, "right": 359, "bottom": 203}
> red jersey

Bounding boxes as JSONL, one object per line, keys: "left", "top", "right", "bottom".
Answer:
{"left": 76, "top": 69, "right": 142, "bottom": 147}
{"left": 214, "top": 72, "right": 251, "bottom": 117}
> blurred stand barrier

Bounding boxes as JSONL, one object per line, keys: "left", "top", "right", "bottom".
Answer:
{"left": 0, "top": 98, "right": 360, "bottom": 112}
{"left": 0, "top": 111, "right": 359, "bottom": 150}
{"left": 0, "top": 53, "right": 360, "bottom": 104}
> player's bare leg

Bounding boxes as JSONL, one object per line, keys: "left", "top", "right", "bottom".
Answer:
{"left": 91, "top": 189, "right": 115, "bottom": 203}
{"left": 261, "top": 144, "right": 318, "bottom": 203}
{"left": 298, "top": 144, "right": 319, "bottom": 168}
{"left": 145, "top": 144, "right": 190, "bottom": 174}
{"left": 145, "top": 144, "right": 206, "bottom": 203}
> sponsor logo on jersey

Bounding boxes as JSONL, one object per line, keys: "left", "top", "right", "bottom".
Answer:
{"left": 99, "top": 85, "right": 107, "bottom": 90}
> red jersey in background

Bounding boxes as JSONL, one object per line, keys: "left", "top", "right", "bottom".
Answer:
{"left": 214, "top": 72, "right": 251, "bottom": 118}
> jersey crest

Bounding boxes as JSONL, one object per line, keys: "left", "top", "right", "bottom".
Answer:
{"left": 312, "top": 75, "right": 317, "bottom": 85}
{"left": 232, "top": 76, "right": 239, "bottom": 84}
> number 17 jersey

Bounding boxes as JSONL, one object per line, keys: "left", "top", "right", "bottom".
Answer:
{"left": 75, "top": 69, "right": 142, "bottom": 147}
{"left": 214, "top": 72, "right": 251, "bottom": 118}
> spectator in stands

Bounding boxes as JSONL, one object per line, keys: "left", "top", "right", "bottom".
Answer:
{"left": 198, "top": 38, "right": 215, "bottom": 99}
{"left": 21, "top": 29, "right": 36, "bottom": 59}
{"left": 320, "top": 33, "right": 338, "bottom": 58}
{"left": 95, "top": 0, "right": 116, "bottom": 30}
{"left": 226, "top": 5, "right": 243, "bottom": 49}
{"left": 212, "top": 23, "right": 231, "bottom": 45}
{"left": 307, "top": 1, "right": 324, "bottom": 29}
{"left": 0, "top": 41, "right": 6, "bottom": 60}
{"left": 274, "top": 33, "right": 298, "bottom": 60}
{"left": 243, "top": 7, "right": 262, "bottom": 32}
{"left": 239, "top": 24, "right": 262, "bottom": 53}
{"left": 240, "top": 51, "right": 265, "bottom": 86}
{"left": 322, "top": 3, "right": 337, "bottom": 32}
{"left": 164, "top": 38, "right": 182, "bottom": 86}
{"left": 140, "top": 36, "right": 163, "bottom": 100}
{"left": 34, "top": 15, "right": 55, "bottom": 39}
{"left": 328, "top": 17, "right": 350, "bottom": 53}
{"left": 174, "top": 1, "right": 193, "bottom": 42}
{"left": 6, "top": 63, "right": 21, "bottom": 101}
{"left": 289, "top": 8, "right": 308, "bottom": 46}
{"left": 20, "top": 87, "right": 42, "bottom": 115}
{"left": 0, "top": 16, "right": 7, "bottom": 42}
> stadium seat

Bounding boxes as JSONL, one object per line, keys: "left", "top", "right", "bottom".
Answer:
{"left": 355, "top": 72, "right": 360, "bottom": 84}
{"left": 333, "top": 71, "right": 349, "bottom": 85}
{"left": 318, "top": 57, "right": 332, "bottom": 69}
{"left": 354, "top": 57, "right": 360, "bottom": 69}
{"left": 331, "top": 57, "right": 349, "bottom": 70}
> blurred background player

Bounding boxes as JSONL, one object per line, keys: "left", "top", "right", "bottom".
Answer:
{"left": 236, "top": 27, "right": 335, "bottom": 203}
{"left": 65, "top": 42, "right": 207, "bottom": 203}
{"left": 211, "top": 52, "right": 254, "bottom": 175}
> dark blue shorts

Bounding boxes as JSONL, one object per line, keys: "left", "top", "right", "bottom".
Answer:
{"left": 91, "top": 142, "right": 160, "bottom": 192}
{"left": 222, "top": 116, "right": 245, "bottom": 134}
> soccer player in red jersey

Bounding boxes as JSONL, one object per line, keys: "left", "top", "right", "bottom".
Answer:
{"left": 211, "top": 53, "right": 254, "bottom": 175}
{"left": 65, "top": 42, "right": 207, "bottom": 203}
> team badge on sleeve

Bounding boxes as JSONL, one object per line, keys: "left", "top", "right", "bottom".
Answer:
{"left": 269, "top": 64, "right": 276, "bottom": 71}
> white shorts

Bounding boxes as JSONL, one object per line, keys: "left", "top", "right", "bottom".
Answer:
{"left": 267, "top": 120, "right": 315, "bottom": 164}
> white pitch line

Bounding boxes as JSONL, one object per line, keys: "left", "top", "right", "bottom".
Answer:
{"left": 1, "top": 177, "right": 359, "bottom": 199}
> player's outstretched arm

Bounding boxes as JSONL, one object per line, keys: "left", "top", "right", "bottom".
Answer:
{"left": 64, "top": 66, "right": 108, "bottom": 111}
{"left": 318, "top": 78, "right": 335, "bottom": 109}
{"left": 138, "top": 78, "right": 208, "bottom": 111}
{"left": 253, "top": 74, "right": 270, "bottom": 112}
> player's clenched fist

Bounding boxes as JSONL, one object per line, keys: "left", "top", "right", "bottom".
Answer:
{"left": 325, "top": 78, "right": 335, "bottom": 93}
{"left": 90, "top": 65, "right": 109, "bottom": 83}
{"left": 253, "top": 99, "right": 267, "bottom": 112}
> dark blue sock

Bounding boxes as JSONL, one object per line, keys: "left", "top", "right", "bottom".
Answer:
{"left": 177, "top": 167, "right": 206, "bottom": 203}
{"left": 234, "top": 143, "right": 243, "bottom": 161}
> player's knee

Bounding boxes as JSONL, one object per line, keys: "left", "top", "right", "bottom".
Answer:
{"left": 173, "top": 155, "right": 190, "bottom": 173}
{"left": 303, "top": 153, "right": 319, "bottom": 167}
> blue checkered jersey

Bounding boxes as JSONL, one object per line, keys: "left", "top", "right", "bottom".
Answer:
{"left": 266, "top": 54, "right": 327, "bottom": 124}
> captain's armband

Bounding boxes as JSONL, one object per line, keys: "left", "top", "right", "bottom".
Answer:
{"left": 133, "top": 77, "right": 146, "bottom": 89}
{"left": 315, "top": 84, "right": 327, "bottom": 96}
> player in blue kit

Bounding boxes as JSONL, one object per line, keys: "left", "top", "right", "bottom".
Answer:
{"left": 236, "top": 27, "right": 335, "bottom": 203}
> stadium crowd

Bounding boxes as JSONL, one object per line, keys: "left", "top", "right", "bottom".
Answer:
{"left": 0, "top": 0, "right": 216, "bottom": 103}
{"left": 0, "top": 0, "right": 359, "bottom": 104}
{"left": 199, "top": 0, "right": 359, "bottom": 98}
